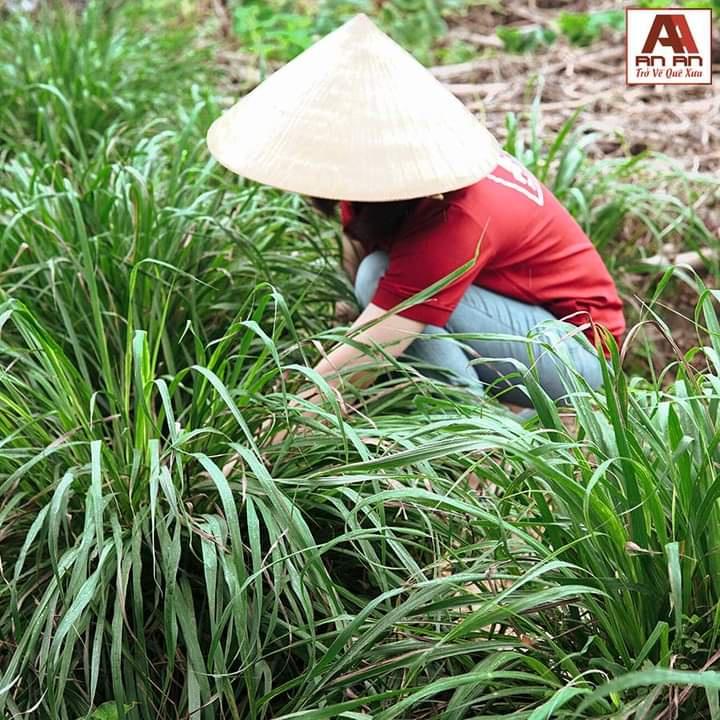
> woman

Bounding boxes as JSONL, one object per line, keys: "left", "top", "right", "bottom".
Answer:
{"left": 307, "top": 150, "right": 624, "bottom": 407}
{"left": 206, "top": 13, "right": 625, "bottom": 415}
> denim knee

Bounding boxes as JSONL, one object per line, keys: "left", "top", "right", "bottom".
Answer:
{"left": 525, "top": 325, "right": 605, "bottom": 399}
{"left": 354, "top": 251, "right": 389, "bottom": 308}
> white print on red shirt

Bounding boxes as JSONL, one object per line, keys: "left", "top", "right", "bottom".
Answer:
{"left": 486, "top": 150, "right": 544, "bottom": 207}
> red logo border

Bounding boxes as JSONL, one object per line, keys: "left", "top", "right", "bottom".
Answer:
{"left": 625, "top": 7, "right": 713, "bottom": 87}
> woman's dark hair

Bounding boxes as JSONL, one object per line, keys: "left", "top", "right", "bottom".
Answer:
{"left": 307, "top": 197, "right": 338, "bottom": 217}
{"left": 308, "top": 196, "right": 422, "bottom": 247}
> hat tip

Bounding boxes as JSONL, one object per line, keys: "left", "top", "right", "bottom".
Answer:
{"left": 346, "top": 12, "right": 375, "bottom": 29}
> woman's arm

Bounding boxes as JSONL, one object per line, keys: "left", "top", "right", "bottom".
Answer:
{"left": 340, "top": 231, "right": 366, "bottom": 283}
{"left": 316, "top": 302, "right": 425, "bottom": 390}
{"left": 334, "top": 232, "right": 367, "bottom": 323}
{"left": 267, "top": 304, "right": 425, "bottom": 445}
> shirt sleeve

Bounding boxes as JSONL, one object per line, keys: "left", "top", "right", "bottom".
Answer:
{"left": 370, "top": 203, "right": 494, "bottom": 327}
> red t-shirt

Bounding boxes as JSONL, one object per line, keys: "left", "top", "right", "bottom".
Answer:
{"left": 340, "top": 150, "right": 625, "bottom": 350}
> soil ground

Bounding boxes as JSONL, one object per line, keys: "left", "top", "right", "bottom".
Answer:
{"left": 441, "top": 1, "right": 719, "bottom": 174}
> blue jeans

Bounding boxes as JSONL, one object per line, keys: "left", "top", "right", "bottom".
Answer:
{"left": 354, "top": 251, "right": 604, "bottom": 407}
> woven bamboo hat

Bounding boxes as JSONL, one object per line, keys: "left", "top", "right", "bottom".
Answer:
{"left": 206, "top": 13, "right": 501, "bottom": 201}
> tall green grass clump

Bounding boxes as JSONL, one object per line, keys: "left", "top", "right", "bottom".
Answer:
{"left": 0, "top": 0, "right": 213, "bottom": 163}
{"left": 3, "top": 3, "right": 720, "bottom": 720}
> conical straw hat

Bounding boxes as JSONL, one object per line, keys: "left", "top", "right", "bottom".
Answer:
{"left": 206, "top": 13, "right": 501, "bottom": 201}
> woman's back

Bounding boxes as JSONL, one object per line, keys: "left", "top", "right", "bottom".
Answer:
{"left": 450, "top": 151, "right": 625, "bottom": 344}
{"left": 341, "top": 150, "right": 625, "bottom": 346}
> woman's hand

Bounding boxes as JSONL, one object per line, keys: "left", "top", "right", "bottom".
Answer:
{"left": 261, "top": 405, "right": 308, "bottom": 447}
{"left": 261, "top": 385, "right": 336, "bottom": 446}
{"left": 335, "top": 300, "right": 358, "bottom": 324}
{"left": 222, "top": 306, "right": 425, "bottom": 477}
{"left": 259, "top": 415, "right": 287, "bottom": 446}
{"left": 340, "top": 232, "right": 366, "bottom": 283}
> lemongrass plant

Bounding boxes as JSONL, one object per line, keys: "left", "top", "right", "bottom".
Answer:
{"left": 3, "top": 2, "right": 720, "bottom": 719}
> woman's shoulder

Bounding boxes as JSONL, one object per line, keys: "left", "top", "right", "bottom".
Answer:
{"left": 443, "top": 153, "right": 589, "bottom": 245}
{"left": 447, "top": 152, "right": 547, "bottom": 212}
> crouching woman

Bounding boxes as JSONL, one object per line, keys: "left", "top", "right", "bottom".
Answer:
{"left": 308, "top": 149, "right": 625, "bottom": 409}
